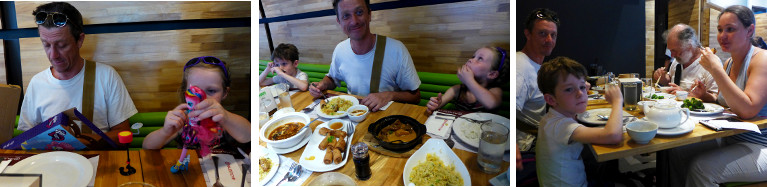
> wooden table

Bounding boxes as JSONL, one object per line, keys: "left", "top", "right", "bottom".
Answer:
{"left": 0, "top": 149, "right": 205, "bottom": 187}
{"left": 586, "top": 98, "right": 767, "bottom": 186}
{"left": 260, "top": 90, "right": 510, "bottom": 186}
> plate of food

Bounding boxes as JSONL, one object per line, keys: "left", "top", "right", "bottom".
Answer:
{"left": 680, "top": 98, "right": 725, "bottom": 115}
{"left": 299, "top": 119, "right": 354, "bottom": 172}
{"left": 316, "top": 95, "right": 359, "bottom": 119}
{"left": 403, "top": 139, "right": 471, "bottom": 186}
{"left": 643, "top": 92, "right": 675, "bottom": 101}
{"left": 451, "top": 113, "right": 510, "bottom": 150}
{"left": 576, "top": 108, "right": 633, "bottom": 125}
{"left": 258, "top": 145, "right": 280, "bottom": 186}
{"left": 5, "top": 151, "right": 93, "bottom": 187}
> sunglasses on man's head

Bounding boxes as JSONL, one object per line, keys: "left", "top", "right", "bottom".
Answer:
{"left": 535, "top": 10, "right": 559, "bottom": 24}
{"left": 184, "top": 56, "right": 230, "bottom": 79}
{"left": 35, "top": 12, "right": 69, "bottom": 27}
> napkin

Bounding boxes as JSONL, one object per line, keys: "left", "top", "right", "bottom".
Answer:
{"left": 262, "top": 155, "right": 313, "bottom": 186}
{"left": 700, "top": 119, "right": 762, "bottom": 134}
{"left": 488, "top": 169, "right": 510, "bottom": 186}
{"left": 424, "top": 113, "right": 455, "bottom": 139}
{"left": 378, "top": 101, "right": 394, "bottom": 111}
{"left": 201, "top": 154, "right": 244, "bottom": 187}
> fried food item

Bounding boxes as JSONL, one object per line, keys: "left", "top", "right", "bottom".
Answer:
{"left": 335, "top": 137, "right": 346, "bottom": 152}
{"left": 330, "top": 130, "right": 347, "bottom": 138}
{"left": 332, "top": 148, "right": 343, "bottom": 164}
{"left": 319, "top": 127, "right": 330, "bottom": 136}
{"left": 324, "top": 148, "right": 333, "bottom": 164}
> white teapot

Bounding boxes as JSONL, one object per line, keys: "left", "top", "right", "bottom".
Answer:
{"left": 643, "top": 101, "right": 689, "bottom": 128}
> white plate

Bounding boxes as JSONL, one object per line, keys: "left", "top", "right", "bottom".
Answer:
{"left": 680, "top": 102, "right": 725, "bottom": 115}
{"left": 315, "top": 95, "right": 359, "bottom": 119}
{"left": 5, "top": 151, "right": 93, "bottom": 187}
{"left": 403, "top": 139, "right": 471, "bottom": 186}
{"left": 258, "top": 145, "right": 280, "bottom": 186}
{"left": 299, "top": 120, "right": 354, "bottom": 172}
{"left": 267, "top": 132, "right": 310, "bottom": 154}
{"left": 451, "top": 113, "right": 510, "bottom": 151}
{"left": 643, "top": 92, "right": 676, "bottom": 101}
{"left": 653, "top": 112, "right": 695, "bottom": 136}
{"left": 576, "top": 108, "right": 633, "bottom": 125}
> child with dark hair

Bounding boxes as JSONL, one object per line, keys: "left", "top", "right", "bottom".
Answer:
{"left": 260, "top": 43, "right": 309, "bottom": 91}
{"left": 535, "top": 57, "right": 624, "bottom": 186}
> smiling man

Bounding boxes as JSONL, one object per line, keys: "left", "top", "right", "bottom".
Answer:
{"left": 308, "top": 0, "right": 421, "bottom": 112}
{"left": 17, "top": 2, "right": 137, "bottom": 148}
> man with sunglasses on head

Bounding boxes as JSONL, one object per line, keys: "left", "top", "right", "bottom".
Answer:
{"left": 517, "top": 8, "right": 559, "bottom": 129}
{"left": 308, "top": 0, "right": 421, "bottom": 112}
{"left": 17, "top": 2, "right": 137, "bottom": 149}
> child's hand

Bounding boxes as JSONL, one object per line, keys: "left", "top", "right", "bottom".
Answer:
{"left": 604, "top": 83, "right": 623, "bottom": 105}
{"left": 456, "top": 64, "right": 476, "bottom": 84}
{"left": 272, "top": 65, "right": 286, "bottom": 76}
{"left": 163, "top": 104, "right": 189, "bottom": 135}
{"left": 426, "top": 93, "right": 443, "bottom": 115}
{"left": 189, "top": 98, "right": 229, "bottom": 124}
{"left": 265, "top": 62, "right": 275, "bottom": 74}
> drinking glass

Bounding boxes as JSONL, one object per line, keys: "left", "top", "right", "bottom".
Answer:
{"left": 275, "top": 83, "right": 293, "bottom": 109}
{"left": 623, "top": 82, "right": 639, "bottom": 111}
{"left": 478, "top": 121, "right": 509, "bottom": 174}
{"left": 642, "top": 78, "right": 654, "bottom": 96}
{"left": 259, "top": 112, "right": 269, "bottom": 128}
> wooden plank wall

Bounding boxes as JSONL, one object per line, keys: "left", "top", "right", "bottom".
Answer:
{"left": 259, "top": 0, "right": 510, "bottom": 75}
{"left": 646, "top": 0, "right": 655, "bottom": 78}
{"left": 6, "top": 1, "right": 251, "bottom": 117}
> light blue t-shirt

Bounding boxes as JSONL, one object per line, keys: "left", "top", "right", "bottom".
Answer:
{"left": 327, "top": 36, "right": 421, "bottom": 96}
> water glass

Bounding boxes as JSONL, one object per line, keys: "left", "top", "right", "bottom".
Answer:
{"left": 275, "top": 84, "right": 293, "bottom": 109}
{"left": 623, "top": 82, "right": 639, "bottom": 111}
{"left": 259, "top": 112, "right": 269, "bottom": 128}
{"left": 642, "top": 78, "right": 654, "bottom": 95}
{"left": 478, "top": 121, "right": 509, "bottom": 174}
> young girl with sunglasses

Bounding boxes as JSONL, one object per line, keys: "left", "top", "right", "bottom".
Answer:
{"left": 426, "top": 46, "right": 508, "bottom": 114}
{"left": 143, "top": 56, "right": 250, "bottom": 150}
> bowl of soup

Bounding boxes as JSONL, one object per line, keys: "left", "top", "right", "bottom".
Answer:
{"left": 346, "top": 105, "right": 369, "bottom": 123}
{"left": 367, "top": 115, "right": 426, "bottom": 151}
{"left": 260, "top": 112, "right": 311, "bottom": 148}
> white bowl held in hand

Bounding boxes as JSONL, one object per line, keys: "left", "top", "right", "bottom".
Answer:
{"left": 626, "top": 121, "right": 658, "bottom": 144}
{"left": 346, "top": 105, "right": 369, "bottom": 123}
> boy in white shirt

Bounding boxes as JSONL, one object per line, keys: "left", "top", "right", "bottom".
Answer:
{"left": 535, "top": 57, "right": 625, "bottom": 186}
{"left": 259, "top": 43, "right": 309, "bottom": 91}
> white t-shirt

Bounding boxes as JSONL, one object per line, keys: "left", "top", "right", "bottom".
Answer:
{"left": 516, "top": 52, "right": 546, "bottom": 126}
{"left": 18, "top": 61, "right": 138, "bottom": 132}
{"left": 536, "top": 109, "right": 587, "bottom": 187}
{"left": 272, "top": 69, "right": 308, "bottom": 89}
{"left": 667, "top": 57, "right": 718, "bottom": 93}
{"left": 328, "top": 36, "right": 421, "bottom": 96}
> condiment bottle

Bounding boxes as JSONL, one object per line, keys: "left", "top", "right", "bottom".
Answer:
{"left": 351, "top": 142, "right": 371, "bottom": 180}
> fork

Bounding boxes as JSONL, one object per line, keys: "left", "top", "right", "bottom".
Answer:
{"left": 341, "top": 121, "right": 355, "bottom": 161}
{"left": 436, "top": 112, "right": 490, "bottom": 124}
{"left": 277, "top": 163, "right": 299, "bottom": 185}
{"left": 212, "top": 156, "right": 224, "bottom": 187}
{"left": 302, "top": 99, "right": 322, "bottom": 113}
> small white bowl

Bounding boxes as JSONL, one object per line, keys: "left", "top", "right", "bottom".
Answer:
{"left": 626, "top": 121, "right": 658, "bottom": 144}
{"left": 306, "top": 172, "right": 356, "bottom": 186}
{"left": 260, "top": 112, "right": 310, "bottom": 148}
{"left": 346, "top": 105, "right": 369, "bottom": 123}
{"left": 676, "top": 91, "right": 688, "bottom": 101}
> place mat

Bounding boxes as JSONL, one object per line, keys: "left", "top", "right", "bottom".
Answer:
{"left": 423, "top": 113, "right": 455, "bottom": 139}
{"left": 0, "top": 153, "right": 99, "bottom": 186}
{"left": 261, "top": 155, "right": 313, "bottom": 186}
{"left": 360, "top": 133, "right": 426, "bottom": 158}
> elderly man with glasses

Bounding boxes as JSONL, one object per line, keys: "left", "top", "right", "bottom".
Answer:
{"left": 17, "top": 2, "right": 137, "bottom": 148}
